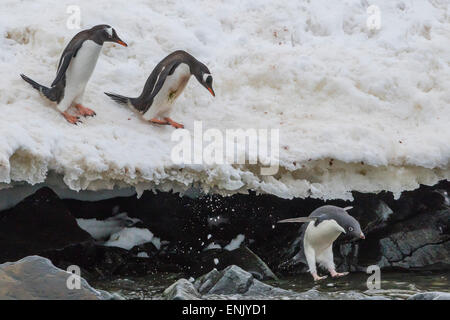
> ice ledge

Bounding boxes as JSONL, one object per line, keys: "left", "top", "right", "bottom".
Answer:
{"left": 1, "top": 147, "right": 448, "bottom": 206}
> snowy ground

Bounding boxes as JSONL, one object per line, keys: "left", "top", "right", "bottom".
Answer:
{"left": 0, "top": 0, "right": 449, "bottom": 201}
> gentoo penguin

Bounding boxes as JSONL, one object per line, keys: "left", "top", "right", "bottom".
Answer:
{"left": 278, "top": 205, "right": 365, "bottom": 281}
{"left": 104, "top": 50, "right": 215, "bottom": 129}
{"left": 20, "top": 25, "right": 127, "bottom": 124}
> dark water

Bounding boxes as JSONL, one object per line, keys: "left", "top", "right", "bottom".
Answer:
{"left": 93, "top": 271, "right": 449, "bottom": 300}
{"left": 270, "top": 272, "right": 450, "bottom": 300}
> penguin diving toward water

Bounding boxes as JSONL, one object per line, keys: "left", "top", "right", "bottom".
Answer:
{"left": 105, "top": 50, "right": 215, "bottom": 129}
{"left": 278, "top": 205, "right": 365, "bottom": 281}
{"left": 20, "top": 25, "right": 127, "bottom": 124}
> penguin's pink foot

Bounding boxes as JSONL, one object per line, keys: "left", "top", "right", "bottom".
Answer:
{"left": 150, "top": 118, "right": 169, "bottom": 125}
{"left": 164, "top": 117, "right": 184, "bottom": 129}
{"left": 75, "top": 104, "right": 96, "bottom": 117}
{"left": 330, "top": 271, "right": 349, "bottom": 278}
{"left": 62, "top": 112, "right": 82, "bottom": 125}
{"left": 312, "top": 272, "right": 328, "bottom": 281}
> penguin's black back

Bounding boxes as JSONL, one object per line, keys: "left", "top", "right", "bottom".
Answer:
{"left": 136, "top": 51, "right": 197, "bottom": 111}
{"left": 105, "top": 50, "right": 201, "bottom": 112}
{"left": 20, "top": 25, "right": 108, "bottom": 103}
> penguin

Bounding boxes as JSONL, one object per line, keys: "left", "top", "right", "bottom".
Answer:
{"left": 104, "top": 50, "right": 215, "bottom": 129}
{"left": 20, "top": 25, "right": 127, "bottom": 124}
{"left": 278, "top": 205, "right": 365, "bottom": 281}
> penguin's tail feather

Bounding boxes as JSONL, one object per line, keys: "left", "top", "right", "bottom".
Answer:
{"left": 20, "top": 74, "right": 57, "bottom": 102}
{"left": 104, "top": 92, "right": 133, "bottom": 106}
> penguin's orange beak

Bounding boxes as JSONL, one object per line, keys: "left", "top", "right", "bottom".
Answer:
{"left": 207, "top": 87, "right": 215, "bottom": 97}
{"left": 116, "top": 39, "right": 128, "bottom": 47}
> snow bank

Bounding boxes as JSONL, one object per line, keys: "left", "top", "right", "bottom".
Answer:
{"left": 76, "top": 213, "right": 140, "bottom": 240}
{"left": 1, "top": 0, "right": 449, "bottom": 200}
{"left": 76, "top": 213, "right": 161, "bottom": 250}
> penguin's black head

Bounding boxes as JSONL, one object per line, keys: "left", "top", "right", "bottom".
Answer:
{"left": 311, "top": 205, "right": 365, "bottom": 241}
{"left": 342, "top": 216, "right": 365, "bottom": 241}
{"left": 193, "top": 62, "right": 215, "bottom": 97}
{"left": 337, "top": 208, "right": 365, "bottom": 241}
{"left": 91, "top": 25, "right": 127, "bottom": 47}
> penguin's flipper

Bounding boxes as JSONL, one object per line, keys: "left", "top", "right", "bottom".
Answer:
{"left": 277, "top": 217, "right": 316, "bottom": 224}
{"left": 51, "top": 50, "right": 76, "bottom": 87}
{"left": 51, "top": 40, "right": 83, "bottom": 87}
{"left": 145, "top": 60, "right": 181, "bottom": 103}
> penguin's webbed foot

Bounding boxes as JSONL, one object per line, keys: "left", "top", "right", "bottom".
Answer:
{"left": 75, "top": 104, "right": 96, "bottom": 117}
{"left": 164, "top": 117, "right": 184, "bottom": 129}
{"left": 150, "top": 118, "right": 169, "bottom": 125}
{"left": 312, "top": 272, "right": 328, "bottom": 281}
{"left": 330, "top": 271, "right": 349, "bottom": 278}
{"left": 62, "top": 112, "right": 82, "bottom": 125}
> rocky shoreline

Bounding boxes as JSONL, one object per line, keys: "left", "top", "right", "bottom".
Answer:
{"left": 0, "top": 181, "right": 448, "bottom": 299}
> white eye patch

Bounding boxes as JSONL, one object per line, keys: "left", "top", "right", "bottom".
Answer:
{"left": 105, "top": 27, "right": 113, "bottom": 37}
{"left": 202, "top": 73, "right": 211, "bottom": 82}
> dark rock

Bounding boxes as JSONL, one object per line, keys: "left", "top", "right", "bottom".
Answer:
{"left": 0, "top": 256, "right": 115, "bottom": 300}
{"left": 163, "top": 279, "right": 201, "bottom": 300}
{"left": 164, "top": 265, "right": 292, "bottom": 299}
{"left": 65, "top": 195, "right": 137, "bottom": 220}
{"left": 359, "top": 208, "right": 450, "bottom": 270}
{"left": 204, "top": 265, "right": 253, "bottom": 295}
{"left": 164, "top": 265, "right": 379, "bottom": 300}
{"left": 41, "top": 242, "right": 164, "bottom": 281}
{"left": 194, "top": 268, "right": 222, "bottom": 294}
{"left": 0, "top": 188, "right": 92, "bottom": 264}
{"left": 194, "top": 246, "right": 277, "bottom": 280}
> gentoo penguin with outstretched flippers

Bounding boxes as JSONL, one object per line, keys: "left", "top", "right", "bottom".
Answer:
{"left": 20, "top": 25, "right": 127, "bottom": 124}
{"left": 105, "top": 50, "right": 215, "bottom": 129}
{"left": 278, "top": 205, "right": 365, "bottom": 281}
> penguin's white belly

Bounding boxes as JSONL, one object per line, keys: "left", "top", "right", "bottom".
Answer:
{"left": 58, "top": 40, "right": 101, "bottom": 111}
{"left": 304, "top": 220, "right": 344, "bottom": 254}
{"left": 143, "top": 63, "right": 191, "bottom": 120}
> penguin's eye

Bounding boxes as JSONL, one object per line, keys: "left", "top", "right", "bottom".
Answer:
{"left": 206, "top": 76, "right": 212, "bottom": 85}
{"left": 348, "top": 226, "right": 354, "bottom": 232}
{"left": 202, "top": 73, "right": 211, "bottom": 83}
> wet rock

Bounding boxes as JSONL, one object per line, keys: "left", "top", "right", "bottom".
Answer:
{"left": 366, "top": 209, "right": 450, "bottom": 270}
{"left": 163, "top": 279, "right": 201, "bottom": 300}
{"left": 0, "top": 188, "right": 93, "bottom": 264}
{"left": 194, "top": 268, "right": 222, "bottom": 294}
{"left": 0, "top": 256, "right": 114, "bottom": 300}
{"left": 164, "top": 265, "right": 292, "bottom": 300}
{"left": 164, "top": 265, "right": 381, "bottom": 300}
{"left": 407, "top": 292, "right": 450, "bottom": 300}
{"left": 204, "top": 265, "right": 254, "bottom": 295}
{"left": 194, "top": 246, "right": 278, "bottom": 280}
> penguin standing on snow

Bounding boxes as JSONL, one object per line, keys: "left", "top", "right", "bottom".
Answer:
{"left": 20, "top": 25, "right": 127, "bottom": 124}
{"left": 105, "top": 50, "right": 215, "bottom": 129}
{"left": 278, "top": 205, "right": 365, "bottom": 281}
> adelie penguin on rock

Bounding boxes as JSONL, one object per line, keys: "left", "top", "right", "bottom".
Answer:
{"left": 278, "top": 205, "right": 365, "bottom": 282}
{"left": 105, "top": 50, "right": 215, "bottom": 129}
{"left": 20, "top": 25, "right": 127, "bottom": 124}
